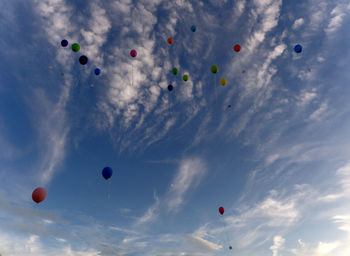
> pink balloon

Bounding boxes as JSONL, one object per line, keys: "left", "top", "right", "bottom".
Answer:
{"left": 130, "top": 49, "right": 137, "bottom": 58}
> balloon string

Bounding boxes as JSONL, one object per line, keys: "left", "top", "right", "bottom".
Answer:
{"left": 132, "top": 62, "right": 134, "bottom": 87}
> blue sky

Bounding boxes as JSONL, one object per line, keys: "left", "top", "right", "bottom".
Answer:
{"left": 0, "top": 0, "right": 350, "bottom": 255}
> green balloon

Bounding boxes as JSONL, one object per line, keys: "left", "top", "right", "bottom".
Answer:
{"left": 72, "top": 43, "right": 80, "bottom": 52}
{"left": 183, "top": 74, "right": 189, "bottom": 81}
{"left": 211, "top": 65, "right": 218, "bottom": 74}
{"left": 172, "top": 68, "right": 178, "bottom": 75}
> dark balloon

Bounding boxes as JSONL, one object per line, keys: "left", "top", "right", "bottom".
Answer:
{"left": 61, "top": 39, "right": 68, "bottom": 47}
{"left": 172, "top": 68, "right": 178, "bottom": 75}
{"left": 228, "top": 105, "right": 231, "bottom": 108}
{"left": 168, "top": 84, "right": 173, "bottom": 91}
{"left": 102, "top": 167, "right": 113, "bottom": 180}
{"left": 219, "top": 206, "right": 224, "bottom": 215}
{"left": 94, "top": 68, "right": 101, "bottom": 75}
{"left": 233, "top": 44, "right": 241, "bottom": 52}
{"left": 294, "top": 44, "right": 302, "bottom": 53}
{"left": 229, "top": 246, "right": 232, "bottom": 250}
{"left": 130, "top": 49, "right": 137, "bottom": 58}
{"left": 211, "top": 65, "right": 218, "bottom": 74}
{"left": 32, "top": 187, "right": 47, "bottom": 204}
{"left": 79, "top": 55, "right": 88, "bottom": 65}
{"left": 191, "top": 25, "right": 196, "bottom": 32}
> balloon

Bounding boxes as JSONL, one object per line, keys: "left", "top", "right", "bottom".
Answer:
{"left": 233, "top": 44, "right": 241, "bottom": 52}
{"left": 102, "top": 167, "right": 113, "bottom": 180}
{"left": 172, "top": 68, "right": 178, "bottom": 75}
{"left": 191, "top": 25, "right": 196, "bottom": 32}
{"left": 168, "top": 84, "right": 173, "bottom": 91}
{"left": 183, "top": 74, "right": 189, "bottom": 81}
{"left": 79, "top": 55, "right": 88, "bottom": 65}
{"left": 229, "top": 246, "right": 232, "bottom": 250}
{"left": 61, "top": 39, "right": 68, "bottom": 47}
{"left": 211, "top": 65, "right": 218, "bottom": 74}
{"left": 72, "top": 43, "right": 80, "bottom": 52}
{"left": 220, "top": 78, "right": 227, "bottom": 86}
{"left": 167, "top": 37, "right": 173, "bottom": 44}
{"left": 130, "top": 49, "right": 137, "bottom": 58}
{"left": 32, "top": 187, "right": 47, "bottom": 204}
{"left": 228, "top": 104, "right": 231, "bottom": 108}
{"left": 219, "top": 206, "right": 224, "bottom": 215}
{"left": 294, "top": 44, "right": 302, "bottom": 53}
{"left": 60, "top": 72, "right": 64, "bottom": 77}
{"left": 94, "top": 68, "right": 101, "bottom": 75}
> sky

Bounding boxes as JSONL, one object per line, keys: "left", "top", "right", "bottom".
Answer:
{"left": 0, "top": 0, "right": 350, "bottom": 255}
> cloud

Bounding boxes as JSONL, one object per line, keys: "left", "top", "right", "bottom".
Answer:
{"left": 270, "top": 236, "right": 285, "bottom": 256}
{"left": 166, "top": 158, "right": 206, "bottom": 212}
{"left": 292, "top": 18, "right": 304, "bottom": 30}
{"left": 325, "top": 3, "right": 348, "bottom": 34}
{"left": 134, "top": 191, "right": 160, "bottom": 226}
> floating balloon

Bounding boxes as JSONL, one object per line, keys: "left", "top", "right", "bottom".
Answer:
{"left": 228, "top": 105, "right": 231, "bottom": 108}
{"left": 61, "top": 39, "right": 68, "bottom": 47}
{"left": 172, "top": 68, "right": 178, "bottom": 75}
{"left": 130, "top": 49, "right": 137, "bottom": 58}
{"left": 167, "top": 37, "right": 173, "bottom": 44}
{"left": 102, "top": 167, "right": 113, "bottom": 180}
{"left": 294, "top": 44, "right": 302, "bottom": 53}
{"left": 211, "top": 65, "right": 218, "bottom": 74}
{"left": 219, "top": 206, "right": 224, "bottom": 215}
{"left": 183, "top": 74, "right": 189, "bottom": 81}
{"left": 60, "top": 72, "right": 64, "bottom": 77}
{"left": 229, "top": 246, "right": 232, "bottom": 250}
{"left": 220, "top": 78, "right": 227, "bottom": 86}
{"left": 191, "top": 25, "right": 196, "bottom": 32}
{"left": 94, "top": 68, "right": 101, "bottom": 75}
{"left": 72, "top": 43, "right": 80, "bottom": 52}
{"left": 79, "top": 55, "right": 88, "bottom": 65}
{"left": 168, "top": 84, "right": 173, "bottom": 91}
{"left": 32, "top": 187, "right": 47, "bottom": 204}
{"left": 233, "top": 44, "right": 241, "bottom": 52}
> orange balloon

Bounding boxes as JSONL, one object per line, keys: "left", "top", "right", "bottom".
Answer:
{"left": 167, "top": 37, "right": 173, "bottom": 44}
{"left": 32, "top": 187, "right": 47, "bottom": 204}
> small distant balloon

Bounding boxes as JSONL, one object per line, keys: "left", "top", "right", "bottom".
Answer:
{"left": 233, "top": 44, "right": 241, "bottom": 52}
{"left": 102, "top": 167, "right": 113, "bottom": 180}
{"left": 32, "top": 187, "right": 47, "bottom": 204}
{"left": 191, "top": 25, "right": 196, "bottom": 32}
{"left": 183, "top": 74, "right": 189, "bottom": 81}
{"left": 72, "top": 43, "right": 80, "bottom": 52}
{"left": 220, "top": 78, "right": 227, "bottom": 86}
{"left": 94, "top": 68, "right": 101, "bottom": 75}
{"left": 168, "top": 84, "right": 173, "bottom": 91}
{"left": 294, "top": 44, "right": 302, "bottom": 53}
{"left": 172, "top": 68, "right": 178, "bottom": 75}
{"left": 60, "top": 72, "right": 64, "bottom": 77}
{"left": 79, "top": 55, "right": 88, "bottom": 65}
{"left": 130, "top": 49, "right": 137, "bottom": 58}
{"left": 61, "top": 39, "right": 68, "bottom": 47}
{"left": 211, "top": 65, "right": 218, "bottom": 74}
{"left": 228, "top": 105, "right": 231, "bottom": 108}
{"left": 229, "top": 246, "right": 232, "bottom": 250}
{"left": 219, "top": 206, "right": 224, "bottom": 215}
{"left": 167, "top": 37, "right": 173, "bottom": 44}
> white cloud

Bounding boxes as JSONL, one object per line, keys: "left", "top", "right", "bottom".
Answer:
{"left": 292, "top": 18, "right": 304, "bottom": 30}
{"left": 166, "top": 158, "right": 206, "bottom": 212}
{"left": 134, "top": 191, "right": 160, "bottom": 226}
{"left": 325, "top": 4, "right": 348, "bottom": 34}
{"left": 270, "top": 235, "right": 285, "bottom": 256}
{"left": 309, "top": 102, "right": 328, "bottom": 121}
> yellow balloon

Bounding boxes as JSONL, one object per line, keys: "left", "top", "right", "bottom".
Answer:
{"left": 220, "top": 78, "right": 227, "bottom": 86}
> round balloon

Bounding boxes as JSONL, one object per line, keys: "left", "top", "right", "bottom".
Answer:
{"left": 32, "top": 187, "right": 47, "bottom": 204}
{"left": 219, "top": 206, "right": 224, "bottom": 215}
{"left": 79, "top": 55, "right": 88, "bottom": 65}
{"left": 72, "top": 43, "right": 80, "bottom": 52}
{"left": 61, "top": 39, "right": 68, "bottom": 47}
{"left": 130, "top": 49, "right": 137, "bottom": 58}
{"left": 233, "top": 44, "right": 241, "bottom": 52}
{"left": 102, "top": 167, "right": 113, "bottom": 180}
{"left": 167, "top": 37, "right": 173, "bottom": 44}
{"left": 172, "top": 68, "right": 178, "bottom": 75}
{"left": 94, "top": 68, "right": 101, "bottom": 75}
{"left": 228, "top": 104, "right": 231, "bottom": 108}
{"left": 191, "top": 25, "right": 196, "bottom": 32}
{"left": 220, "top": 78, "right": 227, "bottom": 86}
{"left": 229, "top": 246, "right": 232, "bottom": 250}
{"left": 168, "top": 84, "right": 173, "bottom": 91}
{"left": 183, "top": 74, "right": 189, "bottom": 81}
{"left": 294, "top": 44, "right": 302, "bottom": 53}
{"left": 211, "top": 65, "right": 218, "bottom": 74}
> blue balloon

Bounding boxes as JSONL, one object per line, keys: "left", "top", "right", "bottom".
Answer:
{"left": 102, "top": 167, "right": 113, "bottom": 180}
{"left": 94, "top": 68, "right": 101, "bottom": 75}
{"left": 79, "top": 55, "right": 88, "bottom": 65}
{"left": 191, "top": 25, "right": 196, "bottom": 32}
{"left": 294, "top": 44, "right": 302, "bottom": 53}
{"left": 168, "top": 84, "right": 173, "bottom": 91}
{"left": 61, "top": 39, "right": 68, "bottom": 47}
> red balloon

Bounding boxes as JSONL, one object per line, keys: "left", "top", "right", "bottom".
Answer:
{"left": 32, "top": 187, "right": 47, "bottom": 204}
{"left": 219, "top": 206, "right": 224, "bottom": 215}
{"left": 233, "top": 44, "right": 241, "bottom": 52}
{"left": 130, "top": 49, "right": 137, "bottom": 58}
{"left": 167, "top": 37, "right": 173, "bottom": 44}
